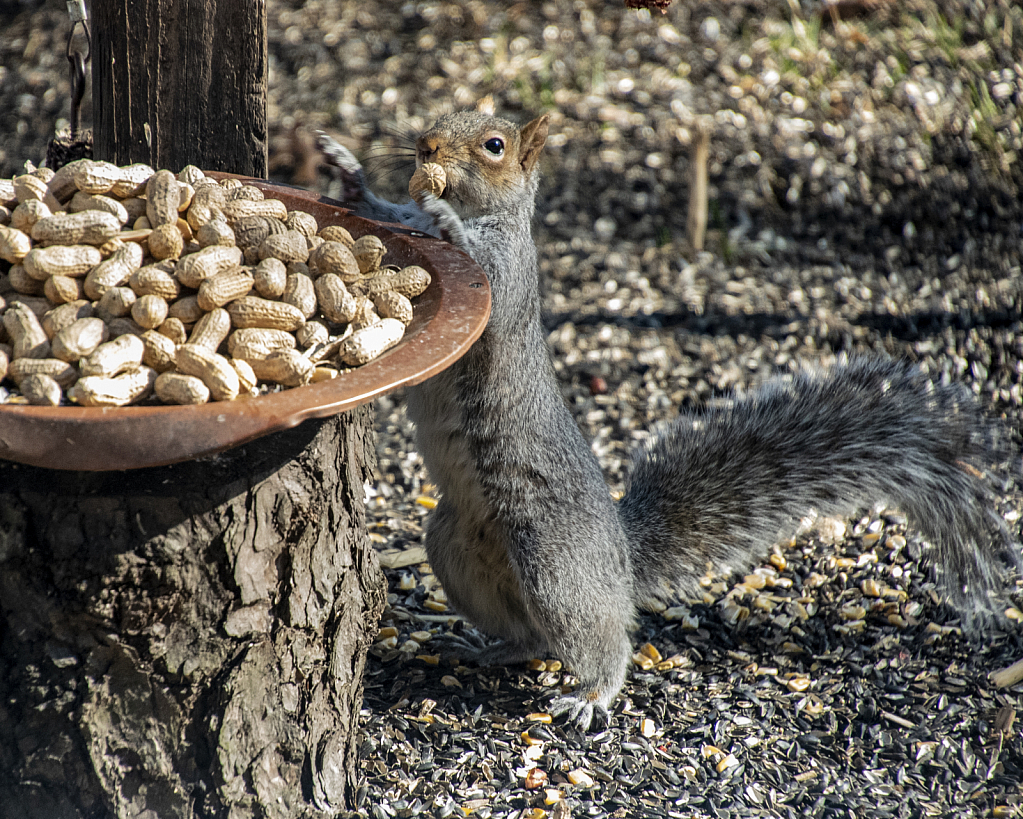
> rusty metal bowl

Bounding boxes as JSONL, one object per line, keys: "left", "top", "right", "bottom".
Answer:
{"left": 0, "top": 177, "right": 490, "bottom": 471}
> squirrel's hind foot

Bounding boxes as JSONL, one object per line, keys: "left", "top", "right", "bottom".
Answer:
{"left": 549, "top": 695, "right": 611, "bottom": 732}
{"left": 435, "top": 628, "right": 545, "bottom": 669}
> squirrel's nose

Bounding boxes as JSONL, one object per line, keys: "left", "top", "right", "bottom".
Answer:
{"left": 417, "top": 135, "right": 439, "bottom": 163}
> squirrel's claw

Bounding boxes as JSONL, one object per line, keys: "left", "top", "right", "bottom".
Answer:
{"left": 432, "top": 627, "right": 491, "bottom": 659}
{"left": 549, "top": 695, "right": 610, "bottom": 732}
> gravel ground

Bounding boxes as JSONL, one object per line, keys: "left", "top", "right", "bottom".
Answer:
{"left": 3, "top": 0, "right": 1023, "bottom": 817}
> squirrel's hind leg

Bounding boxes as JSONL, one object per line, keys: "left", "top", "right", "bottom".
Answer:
{"left": 434, "top": 629, "right": 620, "bottom": 730}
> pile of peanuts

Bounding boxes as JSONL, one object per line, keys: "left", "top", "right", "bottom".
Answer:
{"left": 0, "top": 159, "right": 431, "bottom": 407}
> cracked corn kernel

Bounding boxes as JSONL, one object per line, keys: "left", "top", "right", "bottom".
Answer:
{"left": 840, "top": 603, "right": 867, "bottom": 620}
{"left": 567, "top": 769, "right": 594, "bottom": 788}
{"left": 632, "top": 652, "right": 655, "bottom": 670}
{"left": 742, "top": 572, "right": 766, "bottom": 590}
{"left": 639, "top": 643, "right": 662, "bottom": 663}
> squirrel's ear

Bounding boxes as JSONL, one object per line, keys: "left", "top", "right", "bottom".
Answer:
{"left": 518, "top": 114, "right": 550, "bottom": 175}
{"left": 475, "top": 95, "right": 496, "bottom": 116}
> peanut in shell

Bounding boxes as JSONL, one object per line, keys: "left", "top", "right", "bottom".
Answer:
{"left": 227, "top": 327, "right": 297, "bottom": 360}
{"left": 69, "top": 366, "right": 157, "bottom": 407}
{"left": 175, "top": 343, "right": 239, "bottom": 401}
{"left": 227, "top": 296, "right": 305, "bottom": 332}
{"left": 131, "top": 294, "right": 170, "bottom": 330}
{"left": 187, "top": 307, "right": 232, "bottom": 350}
{"left": 253, "top": 257, "right": 287, "bottom": 298}
{"left": 147, "top": 223, "right": 185, "bottom": 260}
{"left": 146, "top": 170, "right": 182, "bottom": 228}
{"left": 282, "top": 272, "right": 318, "bottom": 319}
{"left": 140, "top": 330, "right": 178, "bottom": 372}
{"left": 175, "top": 244, "right": 243, "bottom": 289}
{"left": 80, "top": 333, "right": 146, "bottom": 378}
{"left": 67, "top": 191, "right": 129, "bottom": 226}
{"left": 10, "top": 199, "right": 53, "bottom": 233}
{"left": 31, "top": 210, "right": 122, "bottom": 247}
{"left": 0, "top": 225, "right": 32, "bottom": 263}
{"left": 4, "top": 303, "right": 50, "bottom": 359}
{"left": 44, "top": 275, "right": 85, "bottom": 305}
{"left": 196, "top": 266, "right": 254, "bottom": 311}
{"left": 317, "top": 224, "right": 354, "bottom": 247}
{"left": 21, "top": 372, "right": 63, "bottom": 406}
{"left": 408, "top": 162, "right": 446, "bottom": 201}
{"left": 52, "top": 317, "right": 109, "bottom": 363}
{"left": 245, "top": 349, "right": 314, "bottom": 387}
{"left": 308, "top": 241, "right": 360, "bottom": 283}
{"left": 23, "top": 245, "right": 102, "bottom": 280}
{"left": 339, "top": 318, "right": 406, "bottom": 366}
{"left": 155, "top": 371, "right": 210, "bottom": 405}
{"left": 7, "top": 357, "right": 78, "bottom": 387}
{"left": 352, "top": 234, "right": 387, "bottom": 274}
{"left": 259, "top": 229, "right": 309, "bottom": 264}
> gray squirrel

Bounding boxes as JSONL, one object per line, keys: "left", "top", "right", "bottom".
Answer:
{"left": 318, "top": 110, "right": 1020, "bottom": 729}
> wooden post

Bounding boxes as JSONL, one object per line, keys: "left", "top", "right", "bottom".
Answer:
{"left": 91, "top": 0, "right": 268, "bottom": 175}
{"left": 0, "top": 2, "right": 387, "bottom": 816}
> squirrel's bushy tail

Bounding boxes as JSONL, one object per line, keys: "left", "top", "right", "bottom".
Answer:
{"left": 619, "top": 358, "right": 1020, "bottom": 627}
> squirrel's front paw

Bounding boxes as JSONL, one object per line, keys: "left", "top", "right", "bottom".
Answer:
{"left": 417, "top": 192, "right": 470, "bottom": 249}
{"left": 549, "top": 694, "right": 611, "bottom": 732}
{"left": 315, "top": 130, "right": 366, "bottom": 205}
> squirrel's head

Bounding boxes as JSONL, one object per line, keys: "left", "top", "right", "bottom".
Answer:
{"left": 416, "top": 111, "right": 549, "bottom": 217}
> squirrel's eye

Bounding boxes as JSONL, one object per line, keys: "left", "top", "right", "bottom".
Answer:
{"left": 483, "top": 138, "right": 504, "bottom": 156}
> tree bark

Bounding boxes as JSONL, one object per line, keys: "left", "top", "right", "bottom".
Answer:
{"left": 91, "top": 0, "right": 268, "bottom": 175}
{"left": 0, "top": 409, "right": 386, "bottom": 818}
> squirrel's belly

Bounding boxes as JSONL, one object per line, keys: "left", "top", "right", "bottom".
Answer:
{"left": 406, "top": 374, "right": 539, "bottom": 643}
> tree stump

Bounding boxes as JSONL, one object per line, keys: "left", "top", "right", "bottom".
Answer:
{"left": 0, "top": 408, "right": 386, "bottom": 818}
